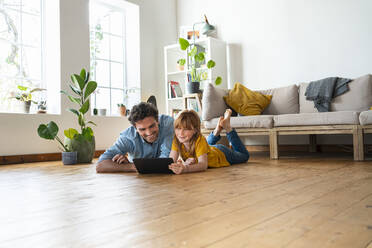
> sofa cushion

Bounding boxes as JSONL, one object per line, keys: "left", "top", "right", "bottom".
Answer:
{"left": 259, "top": 84, "right": 299, "bottom": 115}
{"left": 331, "top": 74, "right": 372, "bottom": 111}
{"left": 202, "top": 83, "right": 229, "bottom": 121}
{"left": 299, "top": 82, "right": 320, "bottom": 113}
{"left": 359, "top": 110, "right": 372, "bottom": 126}
{"left": 204, "top": 115, "right": 274, "bottom": 129}
{"left": 274, "top": 111, "right": 360, "bottom": 127}
{"left": 299, "top": 74, "right": 372, "bottom": 113}
{"left": 223, "top": 83, "right": 272, "bottom": 116}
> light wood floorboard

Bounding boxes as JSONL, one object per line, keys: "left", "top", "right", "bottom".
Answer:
{"left": 0, "top": 153, "right": 371, "bottom": 247}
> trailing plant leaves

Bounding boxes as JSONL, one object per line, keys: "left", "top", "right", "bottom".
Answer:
{"left": 179, "top": 38, "right": 189, "bottom": 50}
{"left": 72, "top": 74, "right": 85, "bottom": 90}
{"left": 189, "top": 46, "right": 197, "bottom": 58}
{"left": 82, "top": 127, "right": 94, "bottom": 141}
{"left": 64, "top": 128, "right": 79, "bottom": 139}
{"left": 67, "top": 108, "right": 80, "bottom": 117}
{"left": 195, "top": 52, "right": 205, "bottom": 62}
{"left": 207, "top": 60, "right": 216, "bottom": 69}
{"left": 215, "top": 76, "right": 222, "bottom": 86}
{"left": 37, "top": 121, "right": 59, "bottom": 140}
{"left": 84, "top": 81, "right": 97, "bottom": 100}
{"left": 79, "top": 100, "right": 90, "bottom": 114}
{"left": 201, "top": 71, "right": 208, "bottom": 80}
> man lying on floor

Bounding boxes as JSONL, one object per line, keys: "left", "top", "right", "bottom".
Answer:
{"left": 96, "top": 102, "right": 174, "bottom": 173}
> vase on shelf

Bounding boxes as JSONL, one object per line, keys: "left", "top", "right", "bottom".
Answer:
{"left": 186, "top": 82, "right": 200, "bottom": 94}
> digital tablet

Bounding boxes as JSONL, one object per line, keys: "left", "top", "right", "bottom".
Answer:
{"left": 133, "top": 158, "right": 174, "bottom": 174}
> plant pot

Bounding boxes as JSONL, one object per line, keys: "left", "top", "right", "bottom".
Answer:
{"left": 65, "top": 136, "right": 96, "bottom": 163}
{"left": 177, "top": 64, "right": 184, "bottom": 71}
{"left": 13, "top": 101, "right": 31, "bottom": 113}
{"left": 23, "top": 101, "right": 31, "bottom": 113}
{"left": 97, "top": 109, "right": 106, "bottom": 116}
{"left": 62, "top": 151, "right": 77, "bottom": 165}
{"left": 118, "top": 106, "right": 126, "bottom": 116}
{"left": 186, "top": 82, "right": 200, "bottom": 94}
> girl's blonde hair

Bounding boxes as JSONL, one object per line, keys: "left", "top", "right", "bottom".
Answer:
{"left": 173, "top": 110, "right": 201, "bottom": 159}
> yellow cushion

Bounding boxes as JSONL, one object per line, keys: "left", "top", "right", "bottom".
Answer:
{"left": 223, "top": 82, "right": 272, "bottom": 115}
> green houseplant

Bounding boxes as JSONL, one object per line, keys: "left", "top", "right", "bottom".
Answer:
{"left": 176, "top": 58, "right": 186, "bottom": 71}
{"left": 178, "top": 38, "right": 221, "bottom": 93}
{"left": 37, "top": 68, "right": 97, "bottom": 164}
{"left": 11, "top": 85, "right": 46, "bottom": 113}
{"left": 37, "top": 121, "right": 77, "bottom": 165}
{"left": 61, "top": 68, "right": 97, "bottom": 163}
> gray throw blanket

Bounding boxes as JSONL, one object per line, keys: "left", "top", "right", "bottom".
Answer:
{"left": 305, "top": 77, "right": 352, "bottom": 112}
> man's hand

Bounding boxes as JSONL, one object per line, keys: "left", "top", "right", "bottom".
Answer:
{"left": 112, "top": 154, "right": 129, "bottom": 164}
{"left": 169, "top": 162, "right": 186, "bottom": 175}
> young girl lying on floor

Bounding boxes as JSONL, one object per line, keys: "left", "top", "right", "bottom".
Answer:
{"left": 168, "top": 109, "right": 250, "bottom": 174}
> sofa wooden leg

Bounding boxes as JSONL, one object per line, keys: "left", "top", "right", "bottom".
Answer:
{"left": 353, "top": 125, "right": 364, "bottom": 161}
{"left": 309, "top": 134, "right": 317, "bottom": 153}
{"left": 270, "top": 130, "right": 278, "bottom": 160}
{"left": 358, "top": 127, "right": 364, "bottom": 161}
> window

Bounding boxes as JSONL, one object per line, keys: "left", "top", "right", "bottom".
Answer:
{"left": 0, "top": 0, "right": 45, "bottom": 113}
{"left": 89, "top": 1, "right": 140, "bottom": 116}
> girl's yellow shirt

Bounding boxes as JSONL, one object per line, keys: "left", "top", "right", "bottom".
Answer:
{"left": 171, "top": 135, "right": 230, "bottom": 168}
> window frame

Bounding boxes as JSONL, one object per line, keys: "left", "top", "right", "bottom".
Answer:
{"left": 0, "top": 0, "right": 45, "bottom": 113}
{"left": 89, "top": 1, "right": 128, "bottom": 116}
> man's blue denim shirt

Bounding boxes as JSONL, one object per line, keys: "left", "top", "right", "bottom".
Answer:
{"left": 98, "top": 115, "right": 174, "bottom": 162}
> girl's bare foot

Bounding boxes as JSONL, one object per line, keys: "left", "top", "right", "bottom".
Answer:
{"left": 213, "top": 117, "right": 224, "bottom": 136}
{"left": 220, "top": 109, "right": 232, "bottom": 133}
{"left": 224, "top": 109, "right": 232, "bottom": 120}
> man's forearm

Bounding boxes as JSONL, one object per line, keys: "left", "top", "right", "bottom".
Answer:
{"left": 96, "top": 160, "right": 136, "bottom": 173}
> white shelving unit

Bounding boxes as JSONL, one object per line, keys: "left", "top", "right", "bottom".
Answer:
{"left": 164, "top": 37, "right": 227, "bottom": 117}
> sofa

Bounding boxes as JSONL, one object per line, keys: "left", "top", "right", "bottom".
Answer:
{"left": 201, "top": 74, "right": 372, "bottom": 161}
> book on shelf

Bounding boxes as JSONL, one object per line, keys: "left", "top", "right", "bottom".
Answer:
{"left": 170, "top": 81, "right": 183, "bottom": 98}
{"left": 168, "top": 82, "right": 175, "bottom": 98}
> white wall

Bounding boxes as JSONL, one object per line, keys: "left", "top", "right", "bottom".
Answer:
{"left": 176, "top": 0, "right": 372, "bottom": 145}
{"left": 0, "top": 0, "right": 177, "bottom": 156}
{"left": 177, "top": 0, "right": 372, "bottom": 89}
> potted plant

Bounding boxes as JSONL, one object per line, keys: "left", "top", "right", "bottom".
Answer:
{"left": 117, "top": 103, "right": 127, "bottom": 116}
{"left": 179, "top": 38, "right": 222, "bottom": 94}
{"left": 176, "top": 58, "right": 185, "bottom": 71}
{"left": 97, "top": 108, "right": 107, "bottom": 116}
{"left": 37, "top": 121, "right": 77, "bottom": 165}
{"left": 37, "top": 100, "right": 47, "bottom": 114}
{"left": 10, "top": 85, "right": 46, "bottom": 113}
{"left": 36, "top": 68, "right": 97, "bottom": 164}
{"left": 61, "top": 68, "right": 97, "bottom": 163}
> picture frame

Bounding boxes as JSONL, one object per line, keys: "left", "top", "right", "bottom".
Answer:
{"left": 179, "top": 25, "right": 206, "bottom": 41}
{"left": 187, "top": 98, "right": 199, "bottom": 112}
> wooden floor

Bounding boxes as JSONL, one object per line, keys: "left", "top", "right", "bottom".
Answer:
{"left": 0, "top": 153, "right": 372, "bottom": 248}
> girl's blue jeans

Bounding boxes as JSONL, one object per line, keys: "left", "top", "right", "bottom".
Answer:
{"left": 207, "top": 129, "right": 250, "bottom": 165}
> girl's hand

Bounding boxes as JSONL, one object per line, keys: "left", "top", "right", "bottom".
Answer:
{"left": 169, "top": 162, "right": 186, "bottom": 175}
{"left": 184, "top": 157, "right": 195, "bottom": 165}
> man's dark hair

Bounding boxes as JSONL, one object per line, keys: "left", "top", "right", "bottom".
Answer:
{"left": 128, "top": 102, "right": 159, "bottom": 126}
